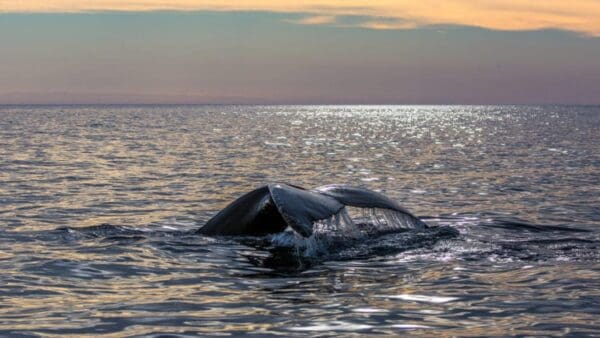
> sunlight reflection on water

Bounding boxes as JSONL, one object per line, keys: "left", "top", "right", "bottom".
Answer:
{"left": 0, "top": 105, "right": 598, "bottom": 336}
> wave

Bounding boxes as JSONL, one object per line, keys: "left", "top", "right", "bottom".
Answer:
{"left": 40, "top": 209, "right": 599, "bottom": 273}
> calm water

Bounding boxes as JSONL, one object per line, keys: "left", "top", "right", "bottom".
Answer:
{"left": 0, "top": 105, "right": 598, "bottom": 337}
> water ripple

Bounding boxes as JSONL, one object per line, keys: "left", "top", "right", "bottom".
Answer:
{"left": 0, "top": 105, "right": 598, "bottom": 336}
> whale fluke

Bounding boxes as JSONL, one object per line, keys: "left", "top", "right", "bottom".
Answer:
{"left": 198, "top": 183, "right": 427, "bottom": 237}
{"left": 313, "top": 184, "right": 428, "bottom": 228}
{"left": 197, "top": 185, "right": 285, "bottom": 236}
{"left": 269, "top": 184, "right": 344, "bottom": 237}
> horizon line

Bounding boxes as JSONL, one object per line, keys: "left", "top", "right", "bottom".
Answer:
{"left": 2, "top": 102, "right": 599, "bottom": 107}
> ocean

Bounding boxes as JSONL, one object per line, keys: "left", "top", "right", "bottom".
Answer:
{"left": 0, "top": 105, "right": 598, "bottom": 336}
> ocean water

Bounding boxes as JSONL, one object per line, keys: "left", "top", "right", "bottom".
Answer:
{"left": 0, "top": 105, "right": 598, "bottom": 337}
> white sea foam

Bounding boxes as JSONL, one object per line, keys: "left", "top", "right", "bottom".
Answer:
{"left": 378, "top": 294, "right": 459, "bottom": 303}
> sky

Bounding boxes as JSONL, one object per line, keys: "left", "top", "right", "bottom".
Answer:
{"left": 1, "top": 1, "right": 599, "bottom": 104}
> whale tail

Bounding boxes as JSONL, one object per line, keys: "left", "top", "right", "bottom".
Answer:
{"left": 198, "top": 183, "right": 427, "bottom": 237}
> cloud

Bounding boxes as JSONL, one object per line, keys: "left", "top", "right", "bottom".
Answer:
{"left": 288, "top": 15, "right": 336, "bottom": 25}
{"left": 2, "top": 0, "right": 599, "bottom": 36}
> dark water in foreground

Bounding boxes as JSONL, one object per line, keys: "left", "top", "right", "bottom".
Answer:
{"left": 0, "top": 105, "right": 598, "bottom": 337}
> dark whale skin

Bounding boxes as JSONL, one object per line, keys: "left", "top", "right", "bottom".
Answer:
{"left": 198, "top": 183, "right": 427, "bottom": 237}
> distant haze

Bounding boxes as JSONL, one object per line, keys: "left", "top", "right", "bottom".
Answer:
{"left": 1, "top": 4, "right": 599, "bottom": 104}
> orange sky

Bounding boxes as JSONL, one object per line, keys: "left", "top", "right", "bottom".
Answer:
{"left": 2, "top": 0, "right": 600, "bottom": 36}
{"left": 2, "top": 2, "right": 599, "bottom": 104}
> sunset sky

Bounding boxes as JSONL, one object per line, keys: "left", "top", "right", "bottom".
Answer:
{"left": 1, "top": 1, "right": 599, "bottom": 104}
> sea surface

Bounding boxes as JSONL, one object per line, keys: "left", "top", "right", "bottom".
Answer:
{"left": 0, "top": 105, "right": 598, "bottom": 337}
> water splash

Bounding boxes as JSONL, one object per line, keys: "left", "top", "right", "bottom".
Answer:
{"left": 352, "top": 207, "right": 427, "bottom": 234}
{"left": 270, "top": 207, "right": 428, "bottom": 257}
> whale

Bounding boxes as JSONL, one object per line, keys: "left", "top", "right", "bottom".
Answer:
{"left": 198, "top": 183, "right": 427, "bottom": 237}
